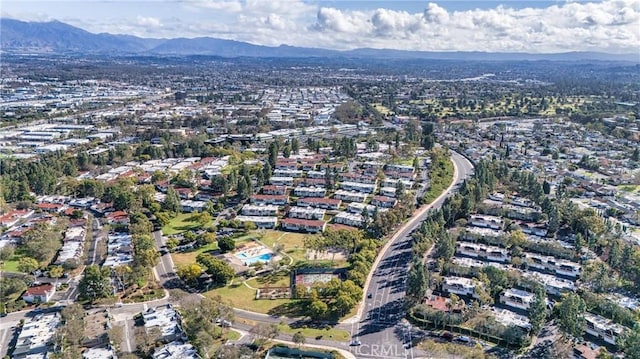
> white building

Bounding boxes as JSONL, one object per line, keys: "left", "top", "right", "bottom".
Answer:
{"left": 235, "top": 215, "right": 278, "bottom": 229}
{"left": 241, "top": 204, "right": 279, "bottom": 216}
{"left": 153, "top": 341, "right": 199, "bottom": 359}
{"left": 469, "top": 215, "right": 504, "bottom": 230}
{"left": 442, "top": 276, "right": 478, "bottom": 297}
{"left": 143, "top": 304, "right": 185, "bottom": 342}
{"left": 269, "top": 176, "right": 294, "bottom": 186}
{"left": 288, "top": 206, "right": 325, "bottom": 220}
{"left": 340, "top": 181, "right": 377, "bottom": 194}
{"left": 333, "top": 190, "right": 368, "bottom": 203}
{"left": 456, "top": 242, "right": 510, "bottom": 263}
{"left": 293, "top": 186, "right": 327, "bottom": 198}
{"left": 584, "top": 313, "right": 625, "bottom": 345}
{"left": 12, "top": 313, "right": 60, "bottom": 358}
{"left": 333, "top": 211, "right": 366, "bottom": 228}
{"left": 499, "top": 288, "right": 536, "bottom": 311}
{"left": 524, "top": 253, "right": 581, "bottom": 278}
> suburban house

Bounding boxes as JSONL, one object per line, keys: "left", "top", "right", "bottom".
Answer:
{"left": 23, "top": 284, "right": 56, "bottom": 303}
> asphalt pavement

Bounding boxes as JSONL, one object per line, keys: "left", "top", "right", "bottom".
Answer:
{"left": 349, "top": 151, "right": 474, "bottom": 359}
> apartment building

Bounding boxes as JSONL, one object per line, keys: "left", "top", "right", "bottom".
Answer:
{"left": 235, "top": 215, "right": 278, "bottom": 229}
{"left": 281, "top": 218, "right": 326, "bottom": 233}
{"left": 524, "top": 253, "right": 582, "bottom": 278}
{"left": 288, "top": 206, "right": 325, "bottom": 220}
{"left": 584, "top": 313, "right": 625, "bottom": 345}
{"left": 333, "top": 190, "right": 368, "bottom": 203}
{"left": 469, "top": 215, "right": 504, "bottom": 230}
{"left": 499, "top": 288, "right": 536, "bottom": 311}
{"left": 293, "top": 186, "right": 327, "bottom": 198}
{"left": 250, "top": 194, "right": 288, "bottom": 206}
{"left": 297, "top": 197, "right": 341, "bottom": 210}
{"left": 456, "top": 242, "right": 511, "bottom": 263}
{"left": 241, "top": 204, "right": 279, "bottom": 216}
{"left": 442, "top": 276, "right": 478, "bottom": 297}
{"left": 333, "top": 211, "right": 366, "bottom": 228}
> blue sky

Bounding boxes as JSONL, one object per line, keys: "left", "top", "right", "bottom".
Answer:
{"left": 2, "top": 0, "right": 639, "bottom": 53}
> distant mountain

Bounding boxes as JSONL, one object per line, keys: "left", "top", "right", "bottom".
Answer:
{"left": 1, "top": 18, "right": 638, "bottom": 62}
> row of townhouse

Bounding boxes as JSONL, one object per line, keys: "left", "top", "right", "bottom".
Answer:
{"left": 241, "top": 204, "right": 279, "bottom": 216}
{"left": 293, "top": 186, "right": 327, "bottom": 198}
{"left": 521, "top": 270, "right": 576, "bottom": 296}
{"left": 142, "top": 304, "right": 201, "bottom": 359}
{"left": 104, "top": 233, "right": 134, "bottom": 268}
{"left": 524, "top": 253, "right": 582, "bottom": 278}
{"left": 333, "top": 211, "right": 366, "bottom": 228}
{"left": 281, "top": 218, "right": 326, "bottom": 233}
{"left": 584, "top": 313, "right": 626, "bottom": 346}
{"left": 289, "top": 206, "right": 325, "bottom": 220}
{"left": 298, "top": 197, "right": 341, "bottom": 210}
{"left": 333, "top": 189, "right": 368, "bottom": 203}
{"left": 235, "top": 215, "right": 278, "bottom": 229}
{"left": 55, "top": 224, "right": 86, "bottom": 265}
{"left": 340, "top": 181, "right": 377, "bottom": 194}
{"left": 469, "top": 215, "right": 505, "bottom": 230}
{"left": 456, "top": 241, "right": 511, "bottom": 263}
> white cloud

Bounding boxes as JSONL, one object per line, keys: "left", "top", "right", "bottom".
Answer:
{"left": 4, "top": 0, "right": 639, "bottom": 53}
{"left": 136, "top": 16, "right": 161, "bottom": 28}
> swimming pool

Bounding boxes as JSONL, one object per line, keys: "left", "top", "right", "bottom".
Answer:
{"left": 236, "top": 252, "right": 274, "bottom": 265}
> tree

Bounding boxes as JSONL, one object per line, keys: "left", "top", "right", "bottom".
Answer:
{"left": 18, "top": 256, "right": 39, "bottom": 274}
{"left": 309, "top": 298, "right": 328, "bottom": 319}
{"left": 632, "top": 147, "right": 640, "bottom": 162}
{"left": 48, "top": 265, "right": 64, "bottom": 280}
{"left": 166, "top": 238, "right": 180, "bottom": 251}
{"left": 556, "top": 293, "right": 586, "bottom": 339}
{"left": 542, "top": 180, "right": 551, "bottom": 195}
{"left": 163, "top": 186, "right": 182, "bottom": 213}
{"left": 177, "top": 264, "right": 203, "bottom": 284}
{"left": 619, "top": 323, "right": 640, "bottom": 359}
{"left": 406, "top": 258, "right": 428, "bottom": 303}
{"left": 218, "top": 237, "right": 236, "bottom": 253}
{"left": 250, "top": 323, "right": 279, "bottom": 351}
{"left": 0, "top": 245, "right": 14, "bottom": 261}
{"left": 78, "top": 265, "right": 112, "bottom": 302}
{"left": 196, "top": 232, "right": 216, "bottom": 246}
{"left": 529, "top": 286, "right": 547, "bottom": 334}
{"left": 196, "top": 254, "right": 235, "bottom": 286}
{"left": 293, "top": 331, "right": 306, "bottom": 347}
{"left": 237, "top": 177, "right": 250, "bottom": 199}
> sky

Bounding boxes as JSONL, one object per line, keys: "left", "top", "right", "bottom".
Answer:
{"left": 2, "top": 0, "right": 640, "bottom": 53}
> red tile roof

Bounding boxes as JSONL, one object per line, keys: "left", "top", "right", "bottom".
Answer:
{"left": 24, "top": 284, "right": 55, "bottom": 296}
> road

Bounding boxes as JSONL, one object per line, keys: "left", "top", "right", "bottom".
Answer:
{"left": 350, "top": 151, "right": 474, "bottom": 358}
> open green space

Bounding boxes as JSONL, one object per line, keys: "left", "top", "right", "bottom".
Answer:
{"left": 171, "top": 242, "right": 219, "bottom": 267}
{"left": 279, "top": 324, "right": 350, "bottom": 342}
{"left": 1, "top": 258, "right": 21, "bottom": 273}
{"left": 258, "top": 230, "right": 313, "bottom": 263}
{"left": 162, "top": 213, "right": 201, "bottom": 235}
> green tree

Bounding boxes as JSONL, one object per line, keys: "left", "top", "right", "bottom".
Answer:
{"left": 556, "top": 293, "right": 586, "bottom": 339}
{"left": 177, "top": 264, "right": 203, "bottom": 284}
{"left": 406, "top": 258, "right": 428, "bottom": 303}
{"left": 196, "top": 232, "right": 216, "bottom": 246}
{"left": 17, "top": 257, "right": 39, "bottom": 274}
{"left": 619, "top": 323, "right": 640, "bottom": 359}
{"left": 218, "top": 237, "right": 236, "bottom": 253}
{"left": 309, "top": 298, "right": 328, "bottom": 319}
{"left": 48, "top": 265, "right": 64, "bottom": 280}
{"left": 196, "top": 254, "right": 235, "bottom": 286}
{"left": 293, "top": 331, "right": 305, "bottom": 347}
{"left": 529, "top": 286, "right": 547, "bottom": 334}
{"left": 250, "top": 323, "right": 279, "bottom": 351}
{"left": 78, "top": 265, "right": 112, "bottom": 302}
{"left": 164, "top": 186, "right": 182, "bottom": 213}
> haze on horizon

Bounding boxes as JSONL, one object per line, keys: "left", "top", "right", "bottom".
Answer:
{"left": 2, "top": 0, "right": 639, "bottom": 54}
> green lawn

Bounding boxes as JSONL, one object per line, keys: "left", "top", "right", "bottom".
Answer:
{"left": 171, "top": 242, "right": 219, "bottom": 267}
{"left": 280, "top": 325, "right": 350, "bottom": 342}
{"left": 258, "top": 230, "right": 317, "bottom": 263}
{"left": 205, "top": 280, "right": 290, "bottom": 314}
{"left": 162, "top": 213, "right": 202, "bottom": 235}
{"left": 2, "top": 258, "right": 20, "bottom": 273}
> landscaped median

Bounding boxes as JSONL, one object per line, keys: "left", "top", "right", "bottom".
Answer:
{"left": 422, "top": 148, "right": 454, "bottom": 204}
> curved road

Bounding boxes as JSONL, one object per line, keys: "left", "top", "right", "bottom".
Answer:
{"left": 349, "top": 151, "right": 474, "bottom": 359}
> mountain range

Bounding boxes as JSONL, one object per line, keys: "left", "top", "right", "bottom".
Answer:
{"left": 1, "top": 18, "right": 638, "bottom": 62}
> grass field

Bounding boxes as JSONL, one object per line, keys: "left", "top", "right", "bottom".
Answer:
{"left": 171, "top": 242, "right": 219, "bottom": 267}
{"left": 1, "top": 258, "right": 20, "bottom": 273}
{"left": 205, "top": 280, "right": 290, "bottom": 314}
{"left": 162, "top": 213, "right": 202, "bottom": 235}
{"left": 258, "top": 230, "right": 316, "bottom": 263}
